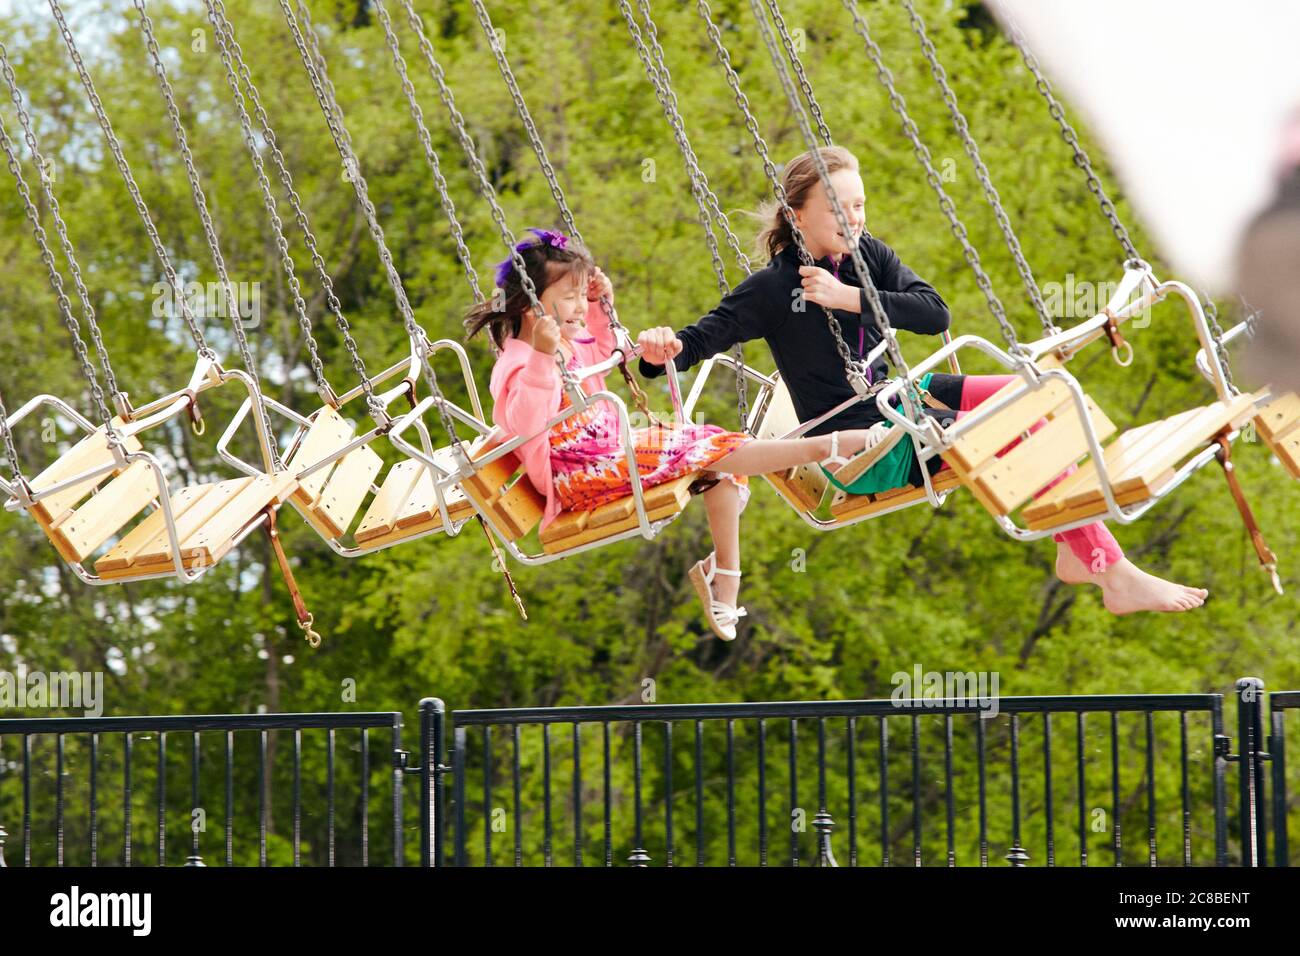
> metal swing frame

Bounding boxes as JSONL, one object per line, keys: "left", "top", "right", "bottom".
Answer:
{"left": 2, "top": 352, "right": 283, "bottom": 586}
{"left": 874, "top": 264, "right": 1268, "bottom": 541}
{"left": 391, "top": 340, "right": 696, "bottom": 567}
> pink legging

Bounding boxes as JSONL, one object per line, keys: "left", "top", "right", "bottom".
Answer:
{"left": 941, "top": 374, "right": 1124, "bottom": 570}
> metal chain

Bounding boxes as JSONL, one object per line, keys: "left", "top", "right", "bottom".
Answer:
{"left": 465, "top": 0, "right": 632, "bottom": 396}
{"left": 0, "top": 385, "right": 23, "bottom": 481}
{"left": 1199, "top": 288, "right": 1238, "bottom": 394}
{"left": 902, "top": 0, "right": 1053, "bottom": 337}
{"left": 1, "top": 45, "right": 123, "bottom": 406}
{"left": 631, "top": 0, "right": 750, "bottom": 424}
{"left": 761, "top": 0, "right": 832, "bottom": 146}
{"left": 201, "top": 0, "right": 332, "bottom": 403}
{"left": 840, "top": 0, "right": 1022, "bottom": 355}
{"left": 696, "top": 0, "right": 871, "bottom": 392}
{"left": 639, "top": 2, "right": 753, "bottom": 276}
{"left": 996, "top": 2, "right": 1142, "bottom": 266}
{"left": 392, "top": 0, "right": 578, "bottom": 394}
{"left": 0, "top": 51, "right": 116, "bottom": 440}
{"left": 371, "top": 0, "right": 486, "bottom": 306}
{"left": 206, "top": 0, "right": 377, "bottom": 409}
{"left": 134, "top": 0, "right": 281, "bottom": 467}
{"left": 47, "top": 0, "right": 213, "bottom": 360}
{"left": 280, "top": 0, "right": 489, "bottom": 450}
{"left": 747, "top": 0, "right": 909, "bottom": 382}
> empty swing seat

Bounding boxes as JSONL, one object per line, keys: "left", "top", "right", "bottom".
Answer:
{"left": 95, "top": 472, "right": 297, "bottom": 579}
{"left": 22, "top": 420, "right": 156, "bottom": 564}
{"left": 1019, "top": 392, "right": 1260, "bottom": 530}
{"left": 283, "top": 406, "right": 384, "bottom": 540}
{"left": 353, "top": 451, "right": 477, "bottom": 548}
{"left": 1254, "top": 391, "right": 1300, "bottom": 479}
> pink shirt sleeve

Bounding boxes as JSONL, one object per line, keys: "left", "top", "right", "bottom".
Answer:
{"left": 493, "top": 346, "right": 560, "bottom": 443}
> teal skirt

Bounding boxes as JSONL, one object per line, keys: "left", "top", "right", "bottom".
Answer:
{"left": 818, "top": 372, "right": 934, "bottom": 496}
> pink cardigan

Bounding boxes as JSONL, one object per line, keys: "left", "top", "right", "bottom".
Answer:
{"left": 487, "top": 298, "right": 619, "bottom": 530}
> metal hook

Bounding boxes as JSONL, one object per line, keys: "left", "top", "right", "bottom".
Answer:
{"left": 299, "top": 613, "right": 322, "bottom": 649}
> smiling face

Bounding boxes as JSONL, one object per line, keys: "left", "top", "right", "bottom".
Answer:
{"left": 538, "top": 266, "right": 591, "bottom": 341}
{"left": 793, "top": 168, "right": 866, "bottom": 261}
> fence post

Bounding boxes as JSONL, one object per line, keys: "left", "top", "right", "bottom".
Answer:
{"left": 1235, "top": 677, "right": 1268, "bottom": 866}
{"left": 418, "top": 698, "right": 446, "bottom": 868}
{"left": 813, "top": 810, "right": 838, "bottom": 867}
{"left": 1270, "top": 694, "right": 1288, "bottom": 866}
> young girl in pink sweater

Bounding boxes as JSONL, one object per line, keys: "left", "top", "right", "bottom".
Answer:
{"left": 464, "top": 229, "right": 882, "bottom": 640}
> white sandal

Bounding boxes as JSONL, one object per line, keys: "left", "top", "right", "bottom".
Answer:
{"left": 819, "top": 424, "right": 895, "bottom": 477}
{"left": 688, "top": 551, "right": 746, "bottom": 642}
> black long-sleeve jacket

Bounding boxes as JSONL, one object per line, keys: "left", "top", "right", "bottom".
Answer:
{"left": 638, "top": 235, "right": 950, "bottom": 433}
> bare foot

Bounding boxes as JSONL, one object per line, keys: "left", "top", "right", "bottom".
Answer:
{"left": 1098, "top": 559, "right": 1208, "bottom": 614}
{"left": 711, "top": 563, "right": 740, "bottom": 607}
{"left": 1054, "top": 543, "right": 1207, "bottom": 613}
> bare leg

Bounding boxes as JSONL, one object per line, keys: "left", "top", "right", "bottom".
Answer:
{"left": 701, "top": 479, "right": 741, "bottom": 606}
{"left": 711, "top": 431, "right": 875, "bottom": 477}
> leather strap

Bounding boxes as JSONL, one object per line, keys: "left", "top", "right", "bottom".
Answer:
{"left": 263, "top": 506, "right": 323, "bottom": 646}
{"left": 1213, "top": 431, "right": 1284, "bottom": 594}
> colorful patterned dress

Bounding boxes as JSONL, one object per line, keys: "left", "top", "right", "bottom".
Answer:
{"left": 549, "top": 355, "right": 752, "bottom": 515}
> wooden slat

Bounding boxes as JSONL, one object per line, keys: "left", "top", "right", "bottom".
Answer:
{"left": 541, "top": 475, "right": 695, "bottom": 554}
{"left": 1254, "top": 392, "right": 1300, "bottom": 441}
{"left": 355, "top": 460, "right": 424, "bottom": 542}
{"left": 588, "top": 495, "right": 636, "bottom": 528}
{"left": 95, "top": 484, "right": 216, "bottom": 574}
{"left": 128, "top": 479, "right": 254, "bottom": 568}
{"left": 54, "top": 460, "right": 160, "bottom": 561}
{"left": 175, "top": 473, "right": 296, "bottom": 568}
{"left": 392, "top": 466, "right": 474, "bottom": 532}
{"left": 945, "top": 378, "right": 1072, "bottom": 472}
{"left": 967, "top": 396, "right": 1116, "bottom": 515}
{"left": 764, "top": 465, "right": 826, "bottom": 513}
{"left": 287, "top": 407, "right": 355, "bottom": 506}
{"left": 755, "top": 378, "right": 828, "bottom": 508}
{"left": 1025, "top": 469, "right": 1176, "bottom": 531}
{"left": 28, "top": 420, "right": 142, "bottom": 525}
{"left": 539, "top": 508, "right": 588, "bottom": 545}
{"left": 829, "top": 468, "right": 963, "bottom": 521}
{"left": 1271, "top": 427, "right": 1300, "bottom": 478}
{"left": 1108, "top": 395, "right": 1254, "bottom": 496}
{"left": 1021, "top": 409, "right": 1202, "bottom": 523}
{"left": 493, "top": 478, "right": 545, "bottom": 540}
{"left": 313, "top": 444, "right": 383, "bottom": 538}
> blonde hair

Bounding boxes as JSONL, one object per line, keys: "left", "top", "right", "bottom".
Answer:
{"left": 753, "top": 145, "right": 860, "bottom": 260}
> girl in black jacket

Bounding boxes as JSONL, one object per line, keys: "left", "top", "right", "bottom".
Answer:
{"left": 639, "top": 146, "right": 1209, "bottom": 616}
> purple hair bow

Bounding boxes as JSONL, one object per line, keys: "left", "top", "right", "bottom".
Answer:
{"left": 493, "top": 228, "right": 569, "bottom": 288}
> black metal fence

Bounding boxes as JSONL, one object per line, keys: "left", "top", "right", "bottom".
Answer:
{"left": 0, "top": 712, "right": 404, "bottom": 867}
{"left": 1, "top": 679, "right": 1295, "bottom": 866}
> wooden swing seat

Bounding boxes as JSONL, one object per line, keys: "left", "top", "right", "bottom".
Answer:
{"left": 457, "top": 436, "right": 698, "bottom": 555}
{"left": 754, "top": 375, "right": 830, "bottom": 513}
{"left": 23, "top": 420, "right": 154, "bottom": 564}
{"left": 353, "top": 452, "right": 477, "bottom": 548}
{"left": 1254, "top": 391, "right": 1300, "bottom": 479}
{"left": 283, "top": 406, "right": 383, "bottom": 540}
{"left": 1020, "top": 392, "right": 1259, "bottom": 530}
{"left": 829, "top": 466, "right": 963, "bottom": 521}
{"left": 95, "top": 472, "right": 297, "bottom": 579}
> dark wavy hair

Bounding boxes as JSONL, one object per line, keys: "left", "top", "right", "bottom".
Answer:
{"left": 463, "top": 232, "right": 595, "bottom": 351}
{"left": 753, "top": 145, "right": 860, "bottom": 260}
